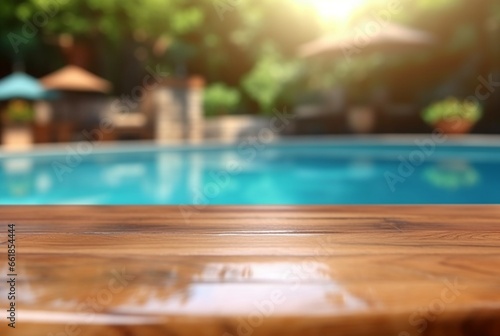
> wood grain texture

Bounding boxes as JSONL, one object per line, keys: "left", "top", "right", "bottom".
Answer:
{"left": 0, "top": 206, "right": 499, "bottom": 336}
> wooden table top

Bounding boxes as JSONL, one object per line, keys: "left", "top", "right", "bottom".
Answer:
{"left": 1, "top": 206, "right": 499, "bottom": 336}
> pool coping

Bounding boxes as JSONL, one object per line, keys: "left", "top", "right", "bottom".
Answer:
{"left": 1, "top": 134, "right": 500, "bottom": 159}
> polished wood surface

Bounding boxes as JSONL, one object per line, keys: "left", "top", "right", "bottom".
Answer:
{"left": 1, "top": 206, "right": 500, "bottom": 336}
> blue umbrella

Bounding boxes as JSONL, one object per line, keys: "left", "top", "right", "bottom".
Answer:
{"left": 0, "top": 72, "right": 47, "bottom": 101}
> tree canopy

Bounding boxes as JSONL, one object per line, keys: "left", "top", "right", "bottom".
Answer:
{"left": 0, "top": 0, "right": 498, "bottom": 115}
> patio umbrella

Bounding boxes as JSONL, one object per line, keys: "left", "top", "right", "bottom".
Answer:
{"left": 0, "top": 72, "right": 47, "bottom": 101}
{"left": 298, "top": 22, "right": 435, "bottom": 58}
{"left": 40, "top": 65, "right": 112, "bottom": 93}
{"left": 297, "top": 23, "right": 435, "bottom": 134}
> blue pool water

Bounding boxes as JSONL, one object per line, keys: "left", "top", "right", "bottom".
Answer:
{"left": 1, "top": 139, "right": 499, "bottom": 205}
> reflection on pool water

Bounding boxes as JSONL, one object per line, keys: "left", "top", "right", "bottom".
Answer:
{"left": 0, "top": 139, "right": 499, "bottom": 204}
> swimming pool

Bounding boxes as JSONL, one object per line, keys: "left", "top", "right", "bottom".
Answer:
{"left": 1, "top": 138, "right": 499, "bottom": 205}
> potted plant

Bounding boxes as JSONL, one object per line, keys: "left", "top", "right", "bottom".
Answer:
{"left": 421, "top": 97, "right": 482, "bottom": 134}
{"left": 2, "top": 100, "right": 34, "bottom": 147}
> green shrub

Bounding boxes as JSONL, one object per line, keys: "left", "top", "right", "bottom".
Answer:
{"left": 421, "top": 97, "right": 482, "bottom": 125}
{"left": 203, "top": 83, "right": 241, "bottom": 117}
{"left": 5, "top": 100, "right": 33, "bottom": 124}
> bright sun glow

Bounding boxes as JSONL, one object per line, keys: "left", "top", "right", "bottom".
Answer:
{"left": 294, "top": 0, "right": 369, "bottom": 23}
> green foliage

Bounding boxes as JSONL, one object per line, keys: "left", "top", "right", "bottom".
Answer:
{"left": 421, "top": 97, "right": 483, "bottom": 125}
{"left": 0, "top": 0, "right": 498, "bottom": 117}
{"left": 203, "top": 83, "right": 241, "bottom": 116}
{"left": 2, "top": 0, "right": 204, "bottom": 41}
{"left": 5, "top": 100, "right": 34, "bottom": 124}
{"left": 242, "top": 47, "right": 301, "bottom": 113}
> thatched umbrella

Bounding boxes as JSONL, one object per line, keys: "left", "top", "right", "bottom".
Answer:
{"left": 39, "top": 65, "right": 112, "bottom": 142}
{"left": 40, "top": 65, "right": 111, "bottom": 93}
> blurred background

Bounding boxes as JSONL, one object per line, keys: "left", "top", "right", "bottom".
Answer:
{"left": 0, "top": 0, "right": 499, "bottom": 148}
